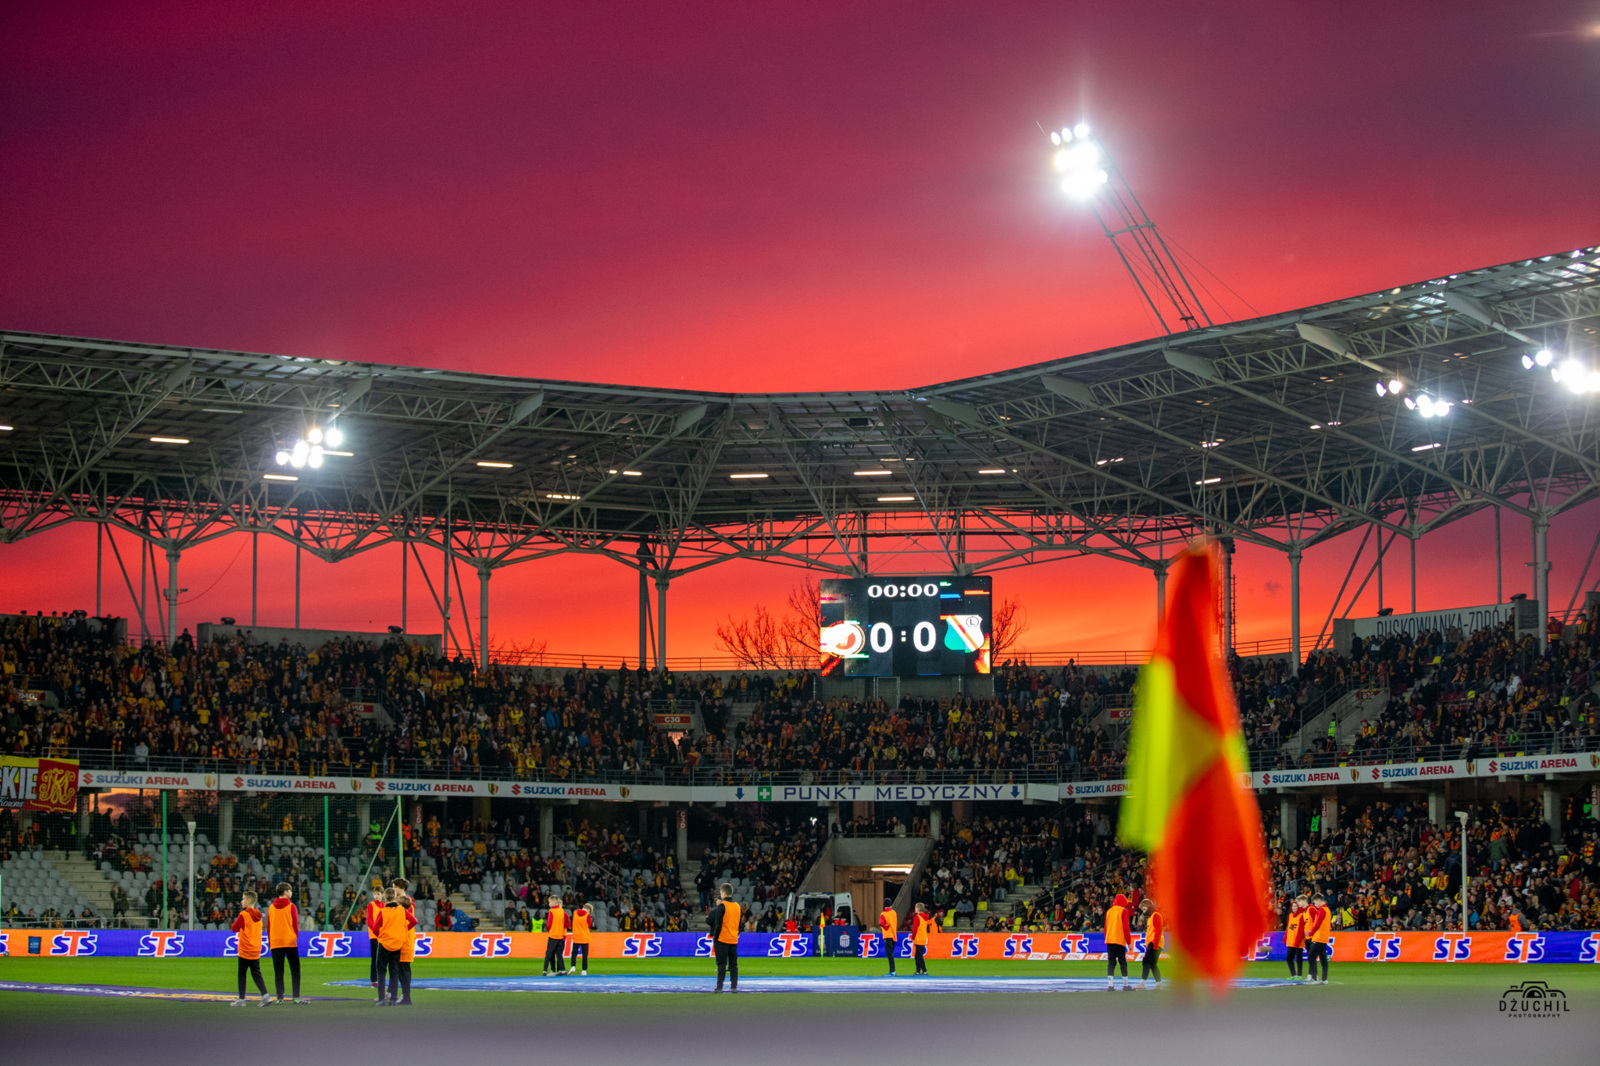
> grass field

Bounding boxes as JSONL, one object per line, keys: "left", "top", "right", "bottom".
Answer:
{"left": 3, "top": 956, "right": 1596, "bottom": 1064}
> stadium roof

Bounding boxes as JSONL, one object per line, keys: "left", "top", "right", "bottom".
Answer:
{"left": 2, "top": 245, "right": 1597, "bottom": 584}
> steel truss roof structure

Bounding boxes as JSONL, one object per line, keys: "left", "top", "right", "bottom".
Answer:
{"left": 2, "top": 246, "right": 1597, "bottom": 609}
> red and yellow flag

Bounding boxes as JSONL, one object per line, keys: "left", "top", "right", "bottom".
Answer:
{"left": 1118, "top": 544, "right": 1268, "bottom": 987}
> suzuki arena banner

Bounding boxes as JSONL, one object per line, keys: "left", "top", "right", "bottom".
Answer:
{"left": 1, "top": 757, "right": 79, "bottom": 813}
{"left": 74, "top": 755, "right": 1598, "bottom": 804}
{"left": 6, "top": 928, "right": 1596, "bottom": 964}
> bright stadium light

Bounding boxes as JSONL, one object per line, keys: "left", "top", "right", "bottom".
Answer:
{"left": 1535, "top": 349, "right": 1553, "bottom": 366}
{"left": 1388, "top": 378, "right": 1404, "bottom": 394}
{"left": 1052, "top": 129, "right": 1108, "bottom": 199}
{"left": 274, "top": 422, "right": 348, "bottom": 472}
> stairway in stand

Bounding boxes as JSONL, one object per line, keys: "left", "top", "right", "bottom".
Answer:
{"left": 678, "top": 858, "right": 703, "bottom": 910}
{"left": 978, "top": 880, "right": 1047, "bottom": 930}
{"left": 47, "top": 850, "right": 132, "bottom": 922}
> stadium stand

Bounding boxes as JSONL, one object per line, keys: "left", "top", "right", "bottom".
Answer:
{"left": 2, "top": 607, "right": 1595, "bottom": 784}
{"left": 2, "top": 606, "right": 1598, "bottom": 931}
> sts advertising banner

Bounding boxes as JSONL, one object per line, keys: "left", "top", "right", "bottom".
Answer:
{"left": 4, "top": 928, "right": 1596, "bottom": 964}
{"left": 0, "top": 757, "right": 79, "bottom": 813}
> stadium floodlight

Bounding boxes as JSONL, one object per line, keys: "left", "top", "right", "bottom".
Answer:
{"left": 1521, "top": 353, "right": 1535, "bottom": 369}
{"left": 728, "top": 472, "right": 769, "bottom": 479}
{"left": 324, "top": 425, "right": 344, "bottom": 449}
{"left": 877, "top": 495, "right": 915, "bottom": 502}
{"left": 477, "top": 460, "right": 514, "bottom": 469}
{"left": 1375, "top": 381, "right": 1387, "bottom": 397}
{"left": 853, "top": 469, "right": 893, "bottom": 476}
{"left": 149, "top": 436, "right": 190, "bottom": 445}
{"left": 1534, "top": 349, "right": 1553, "bottom": 366}
{"left": 1388, "top": 378, "right": 1404, "bottom": 394}
{"left": 1046, "top": 119, "right": 1210, "bottom": 333}
{"left": 1403, "top": 396, "right": 1417, "bottom": 411}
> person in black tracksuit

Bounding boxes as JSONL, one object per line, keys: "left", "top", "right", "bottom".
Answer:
{"left": 707, "top": 884, "right": 743, "bottom": 993}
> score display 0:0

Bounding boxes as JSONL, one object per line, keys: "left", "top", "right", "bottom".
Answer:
{"left": 866, "top": 583, "right": 941, "bottom": 598}
{"left": 870, "top": 620, "right": 938, "bottom": 653}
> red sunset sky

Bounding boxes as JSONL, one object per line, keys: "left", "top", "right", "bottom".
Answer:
{"left": 2, "top": 2, "right": 1598, "bottom": 662}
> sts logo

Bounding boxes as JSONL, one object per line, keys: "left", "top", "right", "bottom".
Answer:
{"left": 307, "top": 932, "right": 352, "bottom": 958}
{"left": 1432, "top": 934, "right": 1471, "bottom": 962}
{"left": 470, "top": 933, "right": 513, "bottom": 958}
{"left": 693, "top": 935, "right": 714, "bottom": 957}
{"left": 1057, "top": 934, "right": 1087, "bottom": 956}
{"left": 412, "top": 935, "right": 433, "bottom": 958}
{"left": 224, "top": 934, "right": 269, "bottom": 958}
{"left": 950, "top": 933, "right": 981, "bottom": 958}
{"left": 1503, "top": 934, "right": 1545, "bottom": 963}
{"left": 858, "top": 932, "right": 882, "bottom": 958}
{"left": 138, "top": 932, "right": 185, "bottom": 957}
{"left": 767, "top": 933, "right": 810, "bottom": 957}
{"left": 1363, "top": 934, "right": 1402, "bottom": 961}
{"left": 49, "top": 931, "right": 97, "bottom": 956}
{"left": 1579, "top": 935, "right": 1599, "bottom": 964}
{"left": 1002, "top": 935, "right": 1034, "bottom": 958}
{"left": 622, "top": 934, "right": 663, "bottom": 958}
{"left": 1242, "top": 936, "right": 1273, "bottom": 962}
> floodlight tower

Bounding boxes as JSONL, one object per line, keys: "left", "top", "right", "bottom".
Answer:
{"left": 1049, "top": 123, "right": 1212, "bottom": 334}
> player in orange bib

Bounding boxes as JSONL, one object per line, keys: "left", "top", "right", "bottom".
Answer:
{"left": 910, "top": 902, "right": 937, "bottom": 976}
{"left": 229, "top": 890, "right": 270, "bottom": 1006}
{"left": 1104, "top": 893, "right": 1132, "bottom": 991}
{"left": 543, "top": 895, "right": 569, "bottom": 976}
{"left": 266, "top": 882, "right": 307, "bottom": 1004}
{"left": 571, "top": 903, "right": 594, "bottom": 975}
{"left": 363, "top": 888, "right": 384, "bottom": 989}
{"left": 1303, "top": 894, "right": 1332, "bottom": 984}
{"left": 1284, "top": 895, "right": 1309, "bottom": 981}
{"left": 878, "top": 903, "right": 899, "bottom": 976}
{"left": 371, "top": 886, "right": 417, "bottom": 1005}
{"left": 707, "top": 883, "right": 742, "bottom": 992}
{"left": 394, "top": 877, "right": 418, "bottom": 1005}
{"left": 1138, "top": 898, "right": 1164, "bottom": 989}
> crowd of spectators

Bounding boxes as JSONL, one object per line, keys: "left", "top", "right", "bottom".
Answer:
{"left": 695, "top": 813, "right": 828, "bottom": 931}
{"left": 1266, "top": 797, "right": 1600, "bottom": 933}
{"left": 7, "top": 604, "right": 1594, "bottom": 787}
{"left": 918, "top": 812, "right": 1062, "bottom": 929}
{"left": 1342, "top": 615, "right": 1599, "bottom": 766}
{"left": 420, "top": 812, "right": 691, "bottom": 932}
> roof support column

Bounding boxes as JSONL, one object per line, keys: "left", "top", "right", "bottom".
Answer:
{"left": 1289, "top": 543, "right": 1303, "bottom": 674}
{"left": 1220, "top": 536, "right": 1235, "bottom": 655}
{"left": 163, "top": 544, "right": 182, "bottom": 649}
{"left": 655, "top": 575, "right": 670, "bottom": 672}
{"left": 1494, "top": 506, "right": 1503, "bottom": 605}
{"left": 1154, "top": 562, "right": 1168, "bottom": 623}
{"left": 477, "top": 561, "right": 491, "bottom": 672}
{"left": 294, "top": 543, "right": 302, "bottom": 629}
{"left": 1534, "top": 512, "right": 1550, "bottom": 653}
{"left": 637, "top": 540, "right": 652, "bottom": 672}
{"left": 1410, "top": 532, "right": 1418, "bottom": 615}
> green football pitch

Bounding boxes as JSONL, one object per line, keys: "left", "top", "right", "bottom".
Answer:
{"left": 3, "top": 956, "right": 1596, "bottom": 1065}
{"left": 2, "top": 955, "right": 1597, "bottom": 1015}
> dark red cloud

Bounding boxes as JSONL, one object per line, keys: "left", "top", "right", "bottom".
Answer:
{"left": 1, "top": 1, "right": 1596, "bottom": 654}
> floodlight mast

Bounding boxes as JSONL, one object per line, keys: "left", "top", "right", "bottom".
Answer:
{"left": 1049, "top": 124, "right": 1213, "bottom": 335}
